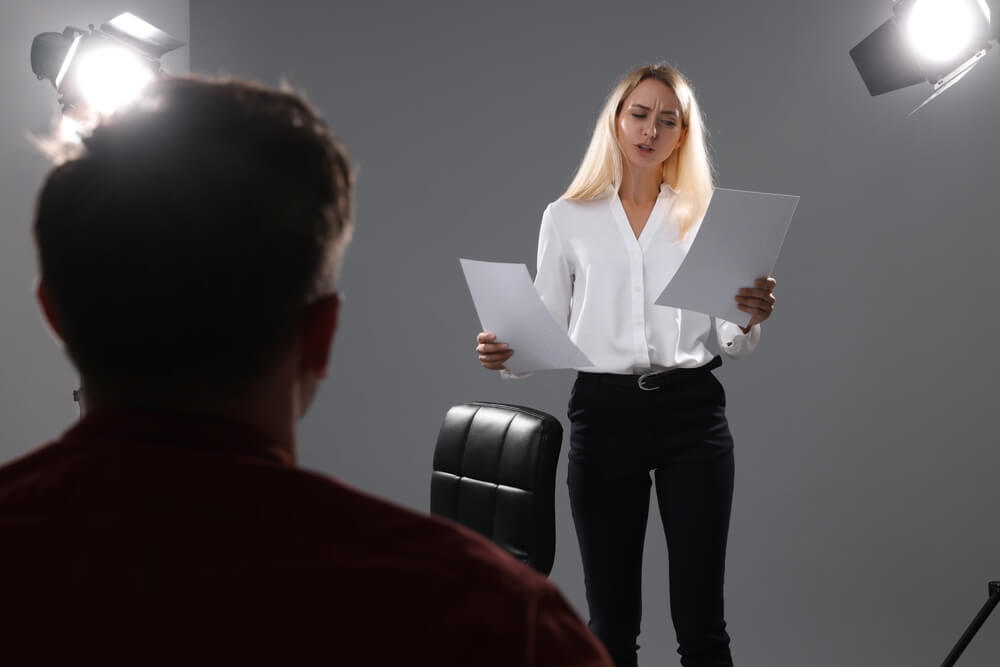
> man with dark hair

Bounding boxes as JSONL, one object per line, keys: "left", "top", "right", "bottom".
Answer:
{"left": 0, "top": 77, "right": 611, "bottom": 666}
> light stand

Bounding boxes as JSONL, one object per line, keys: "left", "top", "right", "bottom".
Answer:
{"left": 941, "top": 581, "right": 1000, "bottom": 666}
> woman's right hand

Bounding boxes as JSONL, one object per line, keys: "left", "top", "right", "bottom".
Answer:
{"left": 476, "top": 332, "right": 514, "bottom": 371}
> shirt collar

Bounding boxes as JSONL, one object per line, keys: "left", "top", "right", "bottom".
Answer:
{"left": 606, "top": 182, "right": 678, "bottom": 197}
{"left": 62, "top": 409, "right": 294, "bottom": 467}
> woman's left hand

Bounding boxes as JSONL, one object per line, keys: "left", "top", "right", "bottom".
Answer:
{"left": 735, "top": 276, "right": 776, "bottom": 333}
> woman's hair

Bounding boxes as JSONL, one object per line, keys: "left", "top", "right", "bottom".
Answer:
{"left": 562, "top": 64, "right": 714, "bottom": 239}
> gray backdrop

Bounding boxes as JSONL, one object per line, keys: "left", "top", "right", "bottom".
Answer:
{"left": 4, "top": 1, "right": 1000, "bottom": 665}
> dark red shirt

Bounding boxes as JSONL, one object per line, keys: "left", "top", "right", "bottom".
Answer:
{"left": 0, "top": 411, "right": 611, "bottom": 666}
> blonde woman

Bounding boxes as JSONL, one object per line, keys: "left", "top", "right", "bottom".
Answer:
{"left": 476, "top": 64, "right": 776, "bottom": 667}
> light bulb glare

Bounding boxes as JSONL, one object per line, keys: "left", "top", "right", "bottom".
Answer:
{"left": 907, "top": 0, "right": 978, "bottom": 63}
{"left": 75, "top": 46, "right": 155, "bottom": 115}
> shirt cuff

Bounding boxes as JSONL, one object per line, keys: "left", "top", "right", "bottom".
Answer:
{"left": 718, "top": 321, "right": 761, "bottom": 357}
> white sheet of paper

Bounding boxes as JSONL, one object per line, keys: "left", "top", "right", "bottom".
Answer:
{"left": 460, "top": 259, "right": 592, "bottom": 373}
{"left": 654, "top": 187, "right": 798, "bottom": 328}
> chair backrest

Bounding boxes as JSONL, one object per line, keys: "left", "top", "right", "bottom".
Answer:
{"left": 431, "top": 402, "right": 562, "bottom": 576}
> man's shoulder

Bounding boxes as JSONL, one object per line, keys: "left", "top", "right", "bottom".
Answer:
{"left": 206, "top": 457, "right": 565, "bottom": 633}
{"left": 0, "top": 430, "right": 515, "bottom": 577}
{"left": 280, "top": 465, "right": 548, "bottom": 590}
{"left": 0, "top": 434, "right": 538, "bottom": 589}
{"left": 0, "top": 430, "right": 611, "bottom": 666}
{"left": 0, "top": 436, "right": 81, "bottom": 502}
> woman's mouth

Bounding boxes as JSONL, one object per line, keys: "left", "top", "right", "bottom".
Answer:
{"left": 636, "top": 144, "right": 655, "bottom": 154}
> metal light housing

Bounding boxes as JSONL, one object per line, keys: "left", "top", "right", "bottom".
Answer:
{"left": 850, "top": 0, "right": 998, "bottom": 113}
{"left": 31, "top": 12, "right": 185, "bottom": 116}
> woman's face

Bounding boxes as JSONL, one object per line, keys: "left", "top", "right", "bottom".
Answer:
{"left": 615, "top": 78, "right": 685, "bottom": 170}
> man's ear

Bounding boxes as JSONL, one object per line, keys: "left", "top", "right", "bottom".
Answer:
{"left": 300, "top": 293, "right": 340, "bottom": 379}
{"left": 36, "top": 279, "right": 65, "bottom": 343}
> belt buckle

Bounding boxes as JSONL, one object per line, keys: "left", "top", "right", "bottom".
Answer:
{"left": 637, "top": 371, "right": 660, "bottom": 392}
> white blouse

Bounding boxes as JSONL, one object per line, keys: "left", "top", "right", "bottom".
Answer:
{"left": 525, "top": 184, "right": 759, "bottom": 375}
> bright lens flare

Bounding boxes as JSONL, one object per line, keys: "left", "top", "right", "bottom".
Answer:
{"left": 75, "top": 46, "right": 155, "bottom": 115}
{"left": 907, "top": 0, "right": 979, "bottom": 62}
{"left": 58, "top": 115, "right": 84, "bottom": 144}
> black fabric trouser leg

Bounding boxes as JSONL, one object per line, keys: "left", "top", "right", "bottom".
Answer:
{"left": 567, "top": 368, "right": 735, "bottom": 667}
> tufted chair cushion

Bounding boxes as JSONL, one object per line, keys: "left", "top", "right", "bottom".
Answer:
{"left": 430, "top": 402, "right": 562, "bottom": 576}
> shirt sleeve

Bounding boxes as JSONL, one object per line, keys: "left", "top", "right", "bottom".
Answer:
{"left": 529, "top": 583, "right": 613, "bottom": 667}
{"left": 715, "top": 318, "right": 761, "bottom": 358}
{"left": 500, "top": 205, "right": 572, "bottom": 381}
{"left": 534, "top": 204, "right": 573, "bottom": 332}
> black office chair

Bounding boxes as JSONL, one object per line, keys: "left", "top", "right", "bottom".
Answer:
{"left": 430, "top": 402, "right": 562, "bottom": 576}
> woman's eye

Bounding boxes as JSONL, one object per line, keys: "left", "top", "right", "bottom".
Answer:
{"left": 631, "top": 113, "right": 646, "bottom": 119}
{"left": 661, "top": 120, "right": 676, "bottom": 127}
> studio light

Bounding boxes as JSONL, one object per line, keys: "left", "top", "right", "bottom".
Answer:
{"left": 31, "top": 12, "right": 185, "bottom": 117}
{"left": 850, "top": 0, "right": 999, "bottom": 113}
{"left": 909, "top": 0, "right": 985, "bottom": 61}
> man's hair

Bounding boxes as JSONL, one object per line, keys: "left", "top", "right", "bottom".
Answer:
{"left": 33, "top": 76, "right": 353, "bottom": 395}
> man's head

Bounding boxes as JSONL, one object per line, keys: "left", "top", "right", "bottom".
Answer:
{"left": 33, "top": 76, "right": 353, "bottom": 407}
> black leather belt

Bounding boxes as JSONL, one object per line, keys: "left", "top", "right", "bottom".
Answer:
{"left": 578, "top": 355, "right": 722, "bottom": 391}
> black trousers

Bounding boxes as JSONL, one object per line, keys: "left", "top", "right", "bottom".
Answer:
{"left": 567, "top": 364, "right": 735, "bottom": 667}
